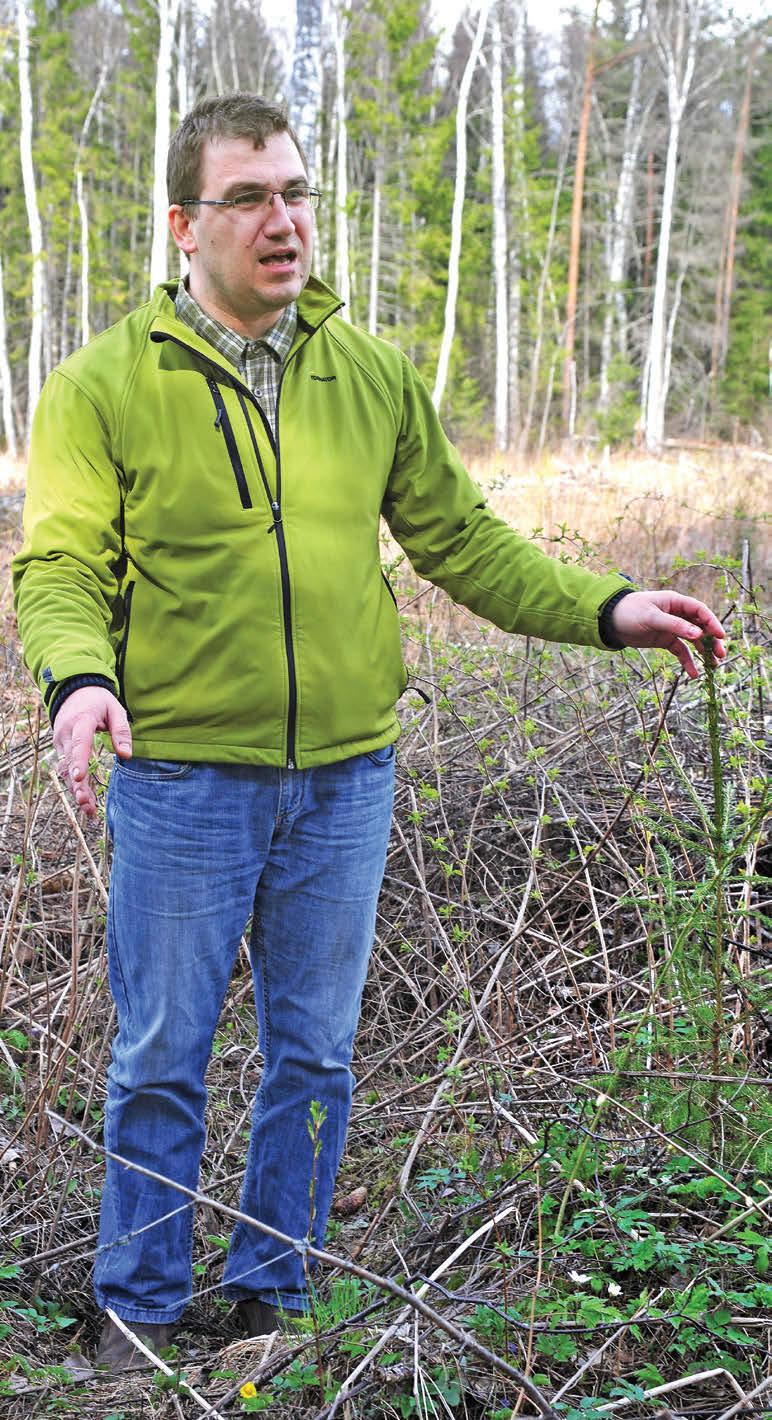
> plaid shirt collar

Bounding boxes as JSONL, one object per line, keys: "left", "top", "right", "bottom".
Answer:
{"left": 174, "top": 279, "right": 297, "bottom": 373}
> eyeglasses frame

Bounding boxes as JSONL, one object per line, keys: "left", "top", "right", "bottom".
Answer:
{"left": 179, "top": 186, "right": 321, "bottom": 214}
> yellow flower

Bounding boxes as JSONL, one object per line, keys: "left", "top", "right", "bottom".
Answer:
{"left": 240, "top": 1381, "right": 257, "bottom": 1399}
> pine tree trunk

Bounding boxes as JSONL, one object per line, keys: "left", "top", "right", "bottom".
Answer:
{"left": 333, "top": 4, "right": 350, "bottom": 319}
{"left": 491, "top": 5, "right": 508, "bottom": 451}
{"left": 149, "top": 0, "right": 181, "bottom": 292}
{"left": 17, "top": 0, "right": 44, "bottom": 442}
{"left": 0, "top": 252, "right": 18, "bottom": 459}
{"left": 432, "top": 0, "right": 491, "bottom": 413}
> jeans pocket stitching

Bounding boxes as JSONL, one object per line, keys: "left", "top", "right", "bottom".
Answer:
{"left": 365, "top": 744, "right": 396, "bottom": 766}
{"left": 116, "top": 758, "right": 193, "bottom": 781}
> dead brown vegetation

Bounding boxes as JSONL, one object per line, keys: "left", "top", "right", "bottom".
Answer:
{"left": 0, "top": 453, "right": 769, "bottom": 1419}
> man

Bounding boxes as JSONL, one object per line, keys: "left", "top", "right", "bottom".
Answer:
{"left": 13, "top": 93, "right": 726, "bottom": 1369}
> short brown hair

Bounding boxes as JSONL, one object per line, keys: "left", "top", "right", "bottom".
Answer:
{"left": 167, "top": 92, "right": 308, "bottom": 205}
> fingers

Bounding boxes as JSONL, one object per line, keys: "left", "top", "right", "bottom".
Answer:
{"left": 666, "top": 635, "right": 699, "bottom": 680}
{"left": 105, "top": 699, "right": 133, "bottom": 759}
{"left": 609, "top": 591, "right": 727, "bottom": 670}
{"left": 658, "top": 594, "right": 727, "bottom": 655}
{"left": 62, "top": 714, "right": 99, "bottom": 818}
{"left": 52, "top": 687, "right": 127, "bottom": 819}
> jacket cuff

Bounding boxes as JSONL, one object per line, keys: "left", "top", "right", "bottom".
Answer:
{"left": 48, "top": 675, "right": 116, "bottom": 725}
{"left": 598, "top": 585, "right": 636, "bottom": 649}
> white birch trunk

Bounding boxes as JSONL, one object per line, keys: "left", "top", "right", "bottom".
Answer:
{"left": 599, "top": 41, "right": 646, "bottom": 408}
{"left": 333, "top": 5, "right": 350, "bottom": 319}
{"left": 17, "top": 0, "right": 44, "bottom": 441}
{"left": 522, "top": 132, "right": 569, "bottom": 447}
{"left": 210, "top": 23, "right": 225, "bottom": 94}
{"left": 150, "top": 0, "right": 181, "bottom": 293}
{"left": 70, "top": 64, "right": 110, "bottom": 354}
{"left": 223, "top": 0, "right": 240, "bottom": 90}
{"left": 432, "top": 0, "right": 491, "bottom": 412}
{"left": 643, "top": 0, "right": 700, "bottom": 451}
{"left": 368, "top": 155, "right": 382, "bottom": 336}
{"left": 491, "top": 5, "right": 508, "bottom": 451}
{"left": 76, "top": 170, "right": 90, "bottom": 347}
{"left": 290, "top": 0, "right": 322, "bottom": 176}
{"left": 178, "top": 0, "right": 190, "bottom": 278}
{"left": 508, "top": 0, "right": 526, "bottom": 441}
{"left": 662, "top": 256, "right": 687, "bottom": 408}
{"left": 0, "top": 253, "right": 17, "bottom": 459}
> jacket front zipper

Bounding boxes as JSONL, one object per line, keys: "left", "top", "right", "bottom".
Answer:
{"left": 236, "top": 389, "right": 298, "bottom": 768}
{"left": 151, "top": 325, "right": 342, "bottom": 771}
{"left": 116, "top": 581, "right": 135, "bottom": 720}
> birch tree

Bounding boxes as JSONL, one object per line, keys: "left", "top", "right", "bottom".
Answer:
{"left": 290, "top": 0, "right": 322, "bottom": 174}
{"left": 333, "top": 3, "right": 350, "bottom": 319}
{"left": 562, "top": 0, "right": 599, "bottom": 434}
{"left": 598, "top": 18, "right": 650, "bottom": 409}
{"left": 17, "top": 0, "right": 44, "bottom": 440}
{"left": 0, "top": 253, "right": 17, "bottom": 459}
{"left": 509, "top": 0, "right": 526, "bottom": 444}
{"left": 709, "top": 35, "right": 760, "bottom": 396}
{"left": 491, "top": 4, "right": 508, "bottom": 451}
{"left": 149, "top": 0, "right": 181, "bottom": 292}
{"left": 642, "top": 0, "right": 701, "bottom": 451}
{"left": 432, "top": 0, "right": 491, "bottom": 413}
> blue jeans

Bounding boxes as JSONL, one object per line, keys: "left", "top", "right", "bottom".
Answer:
{"left": 94, "top": 749, "right": 395, "bottom": 1324}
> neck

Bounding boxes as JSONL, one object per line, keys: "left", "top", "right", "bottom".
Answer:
{"left": 187, "top": 280, "right": 286, "bottom": 341}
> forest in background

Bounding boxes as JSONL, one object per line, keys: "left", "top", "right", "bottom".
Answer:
{"left": 0, "top": 0, "right": 769, "bottom": 461}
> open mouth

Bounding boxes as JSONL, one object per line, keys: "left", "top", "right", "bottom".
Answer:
{"left": 259, "top": 251, "right": 296, "bottom": 266}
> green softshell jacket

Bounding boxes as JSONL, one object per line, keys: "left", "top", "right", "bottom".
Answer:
{"left": 13, "top": 278, "right": 630, "bottom": 768}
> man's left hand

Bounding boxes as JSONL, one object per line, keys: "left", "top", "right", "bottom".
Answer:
{"left": 609, "top": 590, "right": 727, "bottom": 679}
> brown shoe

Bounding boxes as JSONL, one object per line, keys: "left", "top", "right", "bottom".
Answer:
{"left": 237, "top": 1298, "right": 304, "bottom": 1337}
{"left": 95, "top": 1313, "right": 176, "bottom": 1374}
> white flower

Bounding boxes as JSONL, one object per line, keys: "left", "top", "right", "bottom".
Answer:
{"left": 569, "top": 1270, "right": 591, "bottom": 1284}
{"left": 608, "top": 1282, "right": 622, "bottom": 1297}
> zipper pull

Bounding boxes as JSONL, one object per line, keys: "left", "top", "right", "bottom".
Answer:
{"left": 207, "top": 377, "right": 224, "bottom": 429}
{"left": 267, "top": 500, "right": 282, "bottom": 534}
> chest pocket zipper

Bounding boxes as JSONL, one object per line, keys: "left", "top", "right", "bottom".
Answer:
{"left": 205, "top": 376, "right": 253, "bottom": 509}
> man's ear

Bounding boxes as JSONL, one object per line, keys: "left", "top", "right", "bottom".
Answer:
{"left": 168, "top": 204, "right": 198, "bottom": 255}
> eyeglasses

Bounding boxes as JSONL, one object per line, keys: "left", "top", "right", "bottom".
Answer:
{"left": 181, "top": 184, "right": 320, "bottom": 214}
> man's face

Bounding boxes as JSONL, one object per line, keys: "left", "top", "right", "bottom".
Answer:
{"left": 170, "top": 131, "right": 314, "bottom": 338}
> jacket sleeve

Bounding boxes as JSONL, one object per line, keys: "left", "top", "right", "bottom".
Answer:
{"left": 12, "top": 370, "right": 123, "bottom": 712}
{"left": 382, "top": 354, "right": 632, "bottom": 650}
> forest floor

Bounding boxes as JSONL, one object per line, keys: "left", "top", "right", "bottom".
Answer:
{"left": 0, "top": 446, "right": 770, "bottom": 1419}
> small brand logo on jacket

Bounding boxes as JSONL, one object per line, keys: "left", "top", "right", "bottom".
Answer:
{"left": 310, "top": 374, "right": 336, "bottom": 382}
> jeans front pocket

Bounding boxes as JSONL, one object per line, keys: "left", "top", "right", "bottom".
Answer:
{"left": 365, "top": 743, "right": 396, "bottom": 766}
{"left": 115, "top": 756, "right": 194, "bottom": 781}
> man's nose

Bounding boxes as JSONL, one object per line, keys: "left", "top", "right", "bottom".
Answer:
{"left": 262, "top": 193, "right": 295, "bottom": 235}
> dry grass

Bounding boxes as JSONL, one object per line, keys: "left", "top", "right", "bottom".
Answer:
{"left": 472, "top": 445, "right": 770, "bottom": 604}
{"left": 0, "top": 451, "right": 770, "bottom": 1419}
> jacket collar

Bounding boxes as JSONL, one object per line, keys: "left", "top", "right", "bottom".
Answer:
{"left": 148, "top": 275, "right": 343, "bottom": 363}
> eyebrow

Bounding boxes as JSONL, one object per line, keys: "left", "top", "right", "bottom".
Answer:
{"left": 218, "top": 176, "right": 309, "bottom": 199}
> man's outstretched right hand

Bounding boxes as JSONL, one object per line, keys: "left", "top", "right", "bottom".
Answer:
{"left": 52, "top": 687, "right": 133, "bottom": 818}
